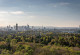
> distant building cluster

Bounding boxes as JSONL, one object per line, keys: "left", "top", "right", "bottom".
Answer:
{"left": 0, "top": 23, "right": 32, "bottom": 31}
{"left": 0, "top": 23, "right": 80, "bottom": 33}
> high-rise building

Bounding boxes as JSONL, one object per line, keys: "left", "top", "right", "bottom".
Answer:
{"left": 7, "top": 25, "right": 11, "bottom": 31}
{"left": 27, "top": 24, "right": 29, "bottom": 28}
{"left": 16, "top": 23, "right": 18, "bottom": 31}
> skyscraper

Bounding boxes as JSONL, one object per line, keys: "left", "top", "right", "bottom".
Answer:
{"left": 27, "top": 24, "right": 29, "bottom": 28}
{"left": 16, "top": 23, "right": 18, "bottom": 31}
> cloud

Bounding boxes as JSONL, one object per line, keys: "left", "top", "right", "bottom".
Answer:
{"left": 60, "top": 2, "right": 70, "bottom": 6}
{"left": 0, "top": 11, "right": 9, "bottom": 14}
{"left": 0, "top": 11, "right": 24, "bottom": 15}
{"left": 10, "top": 11, "right": 24, "bottom": 15}
{"left": 48, "top": 2, "right": 70, "bottom": 7}
{"left": 52, "top": 5, "right": 57, "bottom": 7}
{"left": 0, "top": 11, "right": 25, "bottom": 22}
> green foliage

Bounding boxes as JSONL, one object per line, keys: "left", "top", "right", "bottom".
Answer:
{"left": 16, "top": 44, "right": 25, "bottom": 51}
{"left": 0, "top": 49, "right": 11, "bottom": 55}
{"left": 10, "top": 39, "right": 17, "bottom": 46}
{"left": 0, "top": 31, "right": 80, "bottom": 55}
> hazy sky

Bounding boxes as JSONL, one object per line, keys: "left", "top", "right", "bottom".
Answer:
{"left": 0, "top": 0, "right": 80, "bottom": 27}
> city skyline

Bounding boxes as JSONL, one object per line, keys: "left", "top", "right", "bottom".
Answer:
{"left": 0, "top": 0, "right": 80, "bottom": 27}
{"left": 0, "top": 23, "right": 80, "bottom": 28}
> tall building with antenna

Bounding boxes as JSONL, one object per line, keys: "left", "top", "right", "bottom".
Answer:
{"left": 16, "top": 23, "right": 18, "bottom": 31}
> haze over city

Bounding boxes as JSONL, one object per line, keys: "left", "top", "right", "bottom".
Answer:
{"left": 0, "top": 0, "right": 80, "bottom": 27}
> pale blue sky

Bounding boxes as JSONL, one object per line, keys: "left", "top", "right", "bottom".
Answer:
{"left": 0, "top": 0, "right": 80, "bottom": 27}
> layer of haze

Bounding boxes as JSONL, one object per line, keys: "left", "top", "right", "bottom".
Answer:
{"left": 0, "top": 0, "right": 80, "bottom": 27}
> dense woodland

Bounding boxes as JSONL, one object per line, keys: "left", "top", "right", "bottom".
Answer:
{"left": 0, "top": 31, "right": 80, "bottom": 55}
